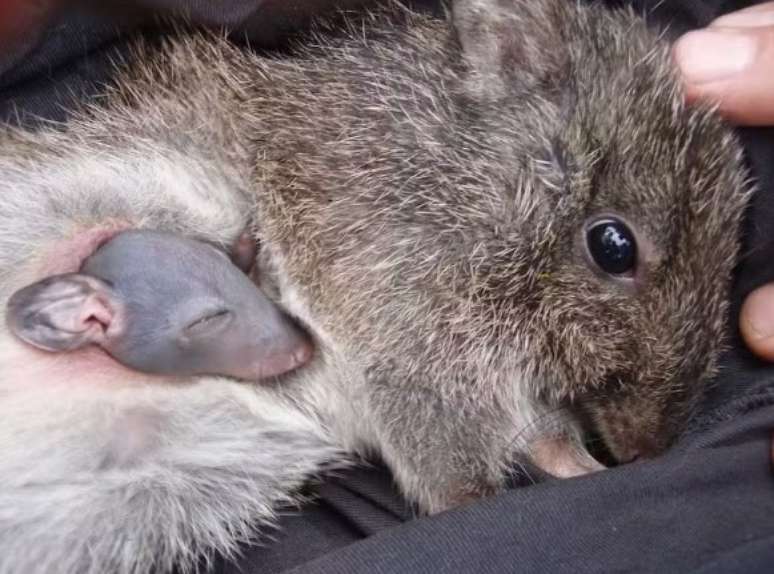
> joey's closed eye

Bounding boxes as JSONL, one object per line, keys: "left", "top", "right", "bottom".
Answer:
{"left": 585, "top": 218, "right": 637, "bottom": 277}
{"left": 182, "top": 309, "right": 233, "bottom": 339}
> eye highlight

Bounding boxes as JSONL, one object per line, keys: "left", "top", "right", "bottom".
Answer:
{"left": 585, "top": 219, "right": 637, "bottom": 276}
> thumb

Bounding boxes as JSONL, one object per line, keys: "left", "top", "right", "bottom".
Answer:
{"left": 740, "top": 284, "right": 774, "bottom": 361}
{"left": 673, "top": 4, "right": 774, "bottom": 125}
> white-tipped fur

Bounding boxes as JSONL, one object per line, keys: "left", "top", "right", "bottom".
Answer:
{"left": 0, "top": 378, "right": 340, "bottom": 574}
{"left": 0, "top": 46, "right": 346, "bottom": 573}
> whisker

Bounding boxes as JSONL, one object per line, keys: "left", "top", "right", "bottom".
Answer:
{"left": 504, "top": 404, "right": 573, "bottom": 453}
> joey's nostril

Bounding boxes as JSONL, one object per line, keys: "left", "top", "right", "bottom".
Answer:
{"left": 292, "top": 341, "right": 314, "bottom": 367}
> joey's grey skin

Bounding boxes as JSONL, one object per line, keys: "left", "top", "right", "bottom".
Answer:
{"left": 0, "top": 1, "right": 751, "bottom": 573}
{"left": 6, "top": 230, "right": 312, "bottom": 380}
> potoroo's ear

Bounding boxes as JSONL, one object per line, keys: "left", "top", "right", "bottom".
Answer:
{"left": 452, "top": 0, "right": 569, "bottom": 97}
{"left": 6, "top": 273, "right": 122, "bottom": 352}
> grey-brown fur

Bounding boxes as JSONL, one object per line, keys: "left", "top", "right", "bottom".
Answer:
{"left": 0, "top": 1, "right": 751, "bottom": 573}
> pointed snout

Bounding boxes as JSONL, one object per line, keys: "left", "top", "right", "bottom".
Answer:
{"left": 235, "top": 326, "right": 315, "bottom": 380}
{"left": 223, "top": 289, "right": 316, "bottom": 381}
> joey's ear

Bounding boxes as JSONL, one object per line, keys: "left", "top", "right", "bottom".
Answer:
{"left": 230, "top": 232, "right": 257, "bottom": 274}
{"left": 6, "top": 273, "right": 121, "bottom": 352}
{"left": 452, "top": 0, "right": 569, "bottom": 96}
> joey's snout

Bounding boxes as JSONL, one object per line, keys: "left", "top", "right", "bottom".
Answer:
{"left": 203, "top": 300, "right": 314, "bottom": 381}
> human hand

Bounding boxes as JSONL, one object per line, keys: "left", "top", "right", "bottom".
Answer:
{"left": 674, "top": 2, "right": 774, "bottom": 126}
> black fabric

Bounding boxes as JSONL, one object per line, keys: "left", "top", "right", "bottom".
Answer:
{"left": 0, "top": 0, "right": 384, "bottom": 125}
{"left": 288, "top": 404, "right": 774, "bottom": 574}
{"left": 1, "top": 1, "right": 773, "bottom": 573}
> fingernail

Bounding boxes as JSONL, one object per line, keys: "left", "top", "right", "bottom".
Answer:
{"left": 713, "top": 8, "right": 774, "bottom": 29}
{"left": 742, "top": 285, "right": 774, "bottom": 341}
{"left": 674, "top": 30, "right": 758, "bottom": 83}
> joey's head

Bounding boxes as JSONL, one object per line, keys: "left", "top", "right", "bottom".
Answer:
{"left": 436, "top": 0, "right": 752, "bottom": 464}
{"left": 7, "top": 230, "right": 313, "bottom": 381}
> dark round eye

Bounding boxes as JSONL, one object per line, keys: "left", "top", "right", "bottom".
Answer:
{"left": 586, "top": 219, "right": 637, "bottom": 275}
